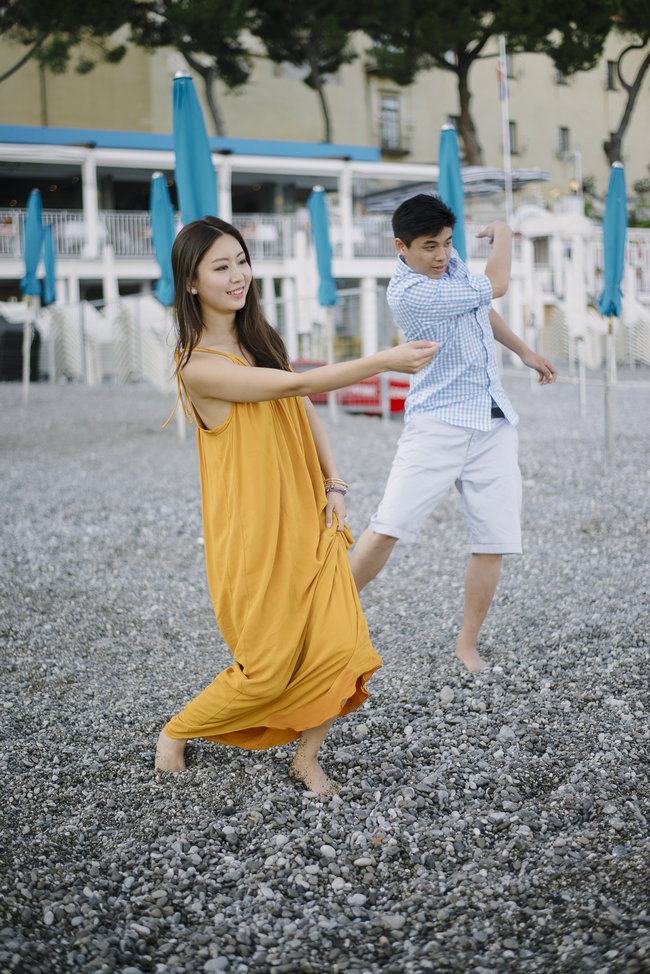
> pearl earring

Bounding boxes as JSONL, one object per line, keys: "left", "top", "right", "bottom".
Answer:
{"left": 191, "top": 288, "right": 198, "bottom": 294}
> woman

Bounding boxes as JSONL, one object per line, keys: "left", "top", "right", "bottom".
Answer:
{"left": 155, "top": 216, "right": 438, "bottom": 796}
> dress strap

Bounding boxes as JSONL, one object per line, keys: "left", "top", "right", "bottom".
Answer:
{"left": 161, "top": 352, "right": 196, "bottom": 429}
{"left": 193, "top": 347, "right": 250, "bottom": 365}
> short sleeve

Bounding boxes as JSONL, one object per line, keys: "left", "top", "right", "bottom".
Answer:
{"left": 402, "top": 272, "right": 492, "bottom": 324}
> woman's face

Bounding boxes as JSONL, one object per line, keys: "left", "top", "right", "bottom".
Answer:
{"left": 191, "top": 233, "right": 252, "bottom": 316}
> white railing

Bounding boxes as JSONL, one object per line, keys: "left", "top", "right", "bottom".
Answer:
{"left": 235, "top": 213, "right": 299, "bottom": 260}
{"left": 1, "top": 207, "right": 650, "bottom": 298}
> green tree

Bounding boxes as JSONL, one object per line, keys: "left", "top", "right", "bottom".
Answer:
{"left": 601, "top": 2, "right": 650, "bottom": 164}
{"left": 250, "top": 0, "right": 358, "bottom": 143}
{"left": 128, "top": 0, "right": 253, "bottom": 136}
{"left": 0, "top": 0, "right": 129, "bottom": 83}
{"left": 357, "top": 0, "right": 615, "bottom": 165}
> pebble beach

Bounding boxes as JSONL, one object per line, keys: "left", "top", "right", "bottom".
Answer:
{"left": 1, "top": 367, "right": 648, "bottom": 974}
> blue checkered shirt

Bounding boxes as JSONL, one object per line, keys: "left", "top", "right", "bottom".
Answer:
{"left": 387, "top": 250, "right": 518, "bottom": 431}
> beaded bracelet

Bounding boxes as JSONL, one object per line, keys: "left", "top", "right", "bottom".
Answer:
{"left": 325, "top": 486, "right": 347, "bottom": 496}
{"left": 324, "top": 477, "right": 349, "bottom": 493}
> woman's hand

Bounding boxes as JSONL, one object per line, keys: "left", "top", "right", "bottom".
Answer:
{"left": 383, "top": 340, "right": 440, "bottom": 374}
{"left": 325, "top": 490, "right": 346, "bottom": 532}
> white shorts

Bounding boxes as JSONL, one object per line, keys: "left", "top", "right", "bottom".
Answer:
{"left": 369, "top": 414, "right": 522, "bottom": 553}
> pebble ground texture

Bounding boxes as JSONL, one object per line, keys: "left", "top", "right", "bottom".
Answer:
{"left": 1, "top": 367, "right": 648, "bottom": 974}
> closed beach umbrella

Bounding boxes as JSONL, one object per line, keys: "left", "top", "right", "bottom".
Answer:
{"left": 42, "top": 225, "right": 56, "bottom": 307}
{"left": 437, "top": 125, "right": 466, "bottom": 261}
{"left": 307, "top": 186, "right": 339, "bottom": 419}
{"left": 42, "top": 224, "right": 57, "bottom": 384}
{"left": 306, "top": 186, "right": 338, "bottom": 308}
{"left": 20, "top": 188, "right": 44, "bottom": 297}
{"left": 598, "top": 162, "right": 627, "bottom": 462}
{"left": 172, "top": 72, "right": 218, "bottom": 225}
{"left": 598, "top": 162, "right": 627, "bottom": 319}
{"left": 20, "top": 188, "right": 44, "bottom": 401}
{"left": 150, "top": 172, "right": 176, "bottom": 307}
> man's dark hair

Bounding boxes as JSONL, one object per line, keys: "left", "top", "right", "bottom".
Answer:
{"left": 392, "top": 194, "right": 456, "bottom": 246}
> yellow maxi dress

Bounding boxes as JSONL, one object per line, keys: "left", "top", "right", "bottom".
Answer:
{"left": 164, "top": 350, "right": 382, "bottom": 750}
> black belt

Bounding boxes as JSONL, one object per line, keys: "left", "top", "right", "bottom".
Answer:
{"left": 491, "top": 405, "right": 505, "bottom": 418}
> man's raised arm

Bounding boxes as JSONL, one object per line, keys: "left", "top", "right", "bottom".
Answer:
{"left": 477, "top": 221, "right": 513, "bottom": 298}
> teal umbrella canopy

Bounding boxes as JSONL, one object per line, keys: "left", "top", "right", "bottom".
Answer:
{"left": 172, "top": 73, "right": 218, "bottom": 225}
{"left": 307, "top": 187, "right": 338, "bottom": 307}
{"left": 437, "top": 125, "right": 466, "bottom": 261}
{"left": 598, "top": 162, "right": 627, "bottom": 318}
{"left": 42, "top": 224, "right": 57, "bottom": 306}
{"left": 150, "top": 172, "right": 176, "bottom": 307}
{"left": 20, "top": 189, "right": 44, "bottom": 297}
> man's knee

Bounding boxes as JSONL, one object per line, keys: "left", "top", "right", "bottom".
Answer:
{"left": 368, "top": 530, "right": 398, "bottom": 553}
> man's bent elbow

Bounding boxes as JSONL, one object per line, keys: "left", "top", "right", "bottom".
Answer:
{"left": 488, "top": 277, "right": 509, "bottom": 298}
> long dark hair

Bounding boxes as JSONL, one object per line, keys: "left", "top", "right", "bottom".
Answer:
{"left": 171, "top": 216, "right": 291, "bottom": 373}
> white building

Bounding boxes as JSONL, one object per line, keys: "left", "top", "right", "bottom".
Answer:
{"left": 0, "top": 29, "right": 648, "bottom": 381}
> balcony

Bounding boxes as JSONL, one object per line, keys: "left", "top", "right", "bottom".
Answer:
{"left": 0, "top": 209, "right": 523, "bottom": 263}
{"left": 1, "top": 207, "right": 649, "bottom": 302}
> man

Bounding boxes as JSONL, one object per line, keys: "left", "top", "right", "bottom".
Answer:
{"left": 350, "top": 194, "right": 557, "bottom": 672}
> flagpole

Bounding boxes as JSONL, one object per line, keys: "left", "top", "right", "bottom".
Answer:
{"left": 498, "top": 35, "right": 514, "bottom": 224}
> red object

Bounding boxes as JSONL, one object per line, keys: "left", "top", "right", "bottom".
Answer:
{"left": 291, "top": 358, "right": 328, "bottom": 404}
{"left": 291, "top": 359, "right": 409, "bottom": 415}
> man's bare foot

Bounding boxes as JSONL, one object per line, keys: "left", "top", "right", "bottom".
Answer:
{"left": 155, "top": 731, "right": 187, "bottom": 771}
{"left": 455, "top": 645, "right": 489, "bottom": 673}
{"left": 289, "top": 760, "right": 341, "bottom": 797}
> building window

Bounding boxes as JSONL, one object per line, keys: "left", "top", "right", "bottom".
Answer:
{"left": 607, "top": 60, "right": 617, "bottom": 90}
{"left": 558, "top": 126, "right": 570, "bottom": 156}
{"left": 555, "top": 66, "right": 567, "bottom": 85}
{"left": 508, "top": 121, "right": 519, "bottom": 155}
{"left": 380, "top": 95, "right": 401, "bottom": 151}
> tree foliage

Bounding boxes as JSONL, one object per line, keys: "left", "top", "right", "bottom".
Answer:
{"left": 601, "top": 0, "right": 650, "bottom": 164}
{"left": 0, "top": 0, "right": 130, "bottom": 83}
{"left": 128, "top": 0, "right": 254, "bottom": 135}
{"left": 357, "top": 0, "right": 616, "bottom": 165}
{"left": 250, "top": 0, "right": 359, "bottom": 143}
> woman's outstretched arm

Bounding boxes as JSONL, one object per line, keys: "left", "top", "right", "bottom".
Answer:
{"left": 182, "top": 340, "right": 439, "bottom": 405}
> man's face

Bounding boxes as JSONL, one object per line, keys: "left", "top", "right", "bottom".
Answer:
{"left": 396, "top": 227, "right": 453, "bottom": 279}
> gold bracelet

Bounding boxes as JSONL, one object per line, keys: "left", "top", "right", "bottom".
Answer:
{"left": 324, "top": 477, "right": 349, "bottom": 491}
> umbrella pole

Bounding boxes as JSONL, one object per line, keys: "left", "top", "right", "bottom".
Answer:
{"left": 326, "top": 306, "right": 338, "bottom": 424}
{"left": 577, "top": 336, "right": 586, "bottom": 419}
{"left": 22, "top": 295, "right": 38, "bottom": 404}
{"left": 48, "top": 312, "right": 56, "bottom": 384}
{"left": 603, "top": 316, "right": 615, "bottom": 463}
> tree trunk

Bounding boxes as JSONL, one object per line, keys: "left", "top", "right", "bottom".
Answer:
{"left": 456, "top": 57, "right": 483, "bottom": 166}
{"left": 0, "top": 34, "right": 48, "bottom": 84}
{"left": 306, "top": 43, "right": 332, "bottom": 143}
{"left": 603, "top": 47, "right": 650, "bottom": 166}
{"left": 182, "top": 53, "right": 227, "bottom": 137}
{"left": 201, "top": 66, "right": 228, "bottom": 138}
{"left": 314, "top": 80, "right": 332, "bottom": 143}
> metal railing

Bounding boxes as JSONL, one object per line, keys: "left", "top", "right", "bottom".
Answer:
{"left": 1, "top": 208, "right": 650, "bottom": 298}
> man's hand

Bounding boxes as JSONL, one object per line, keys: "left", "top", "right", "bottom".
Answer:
{"left": 476, "top": 221, "right": 512, "bottom": 246}
{"left": 520, "top": 349, "right": 558, "bottom": 385}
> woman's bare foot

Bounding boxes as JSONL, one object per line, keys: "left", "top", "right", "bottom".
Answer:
{"left": 289, "top": 720, "right": 341, "bottom": 796}
{"left": 455, "top": 645, "right": 489, "bottom": 673}
{"left": 289, "top": 761, "right": 341, "bottom": 797}
{"left": 155, "top": 730, "right": 187, "bottom": 771}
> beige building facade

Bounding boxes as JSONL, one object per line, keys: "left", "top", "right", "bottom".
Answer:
{"left": 1, "top": 31, "right": 648, "bottom": 201}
